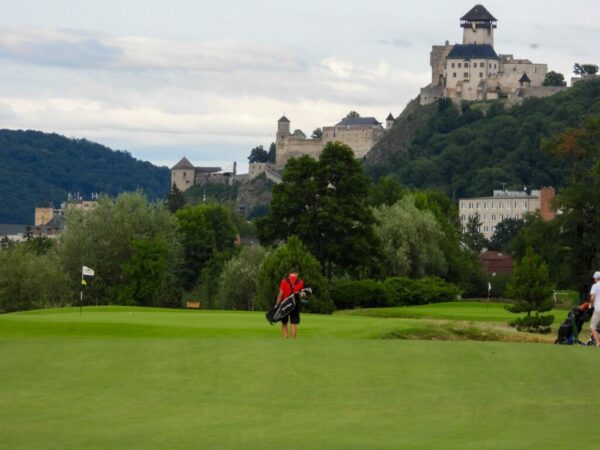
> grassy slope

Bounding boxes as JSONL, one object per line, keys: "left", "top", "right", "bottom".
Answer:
{"left": 2, "top": 306, "right": 600, "bottom": 449}
{"left": 335, "top": 301, "right": 564, "bottom": 322}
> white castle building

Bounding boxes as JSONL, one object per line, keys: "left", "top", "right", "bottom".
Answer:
{"left": 420, "top": 4, "right": 567, "bottom": 105}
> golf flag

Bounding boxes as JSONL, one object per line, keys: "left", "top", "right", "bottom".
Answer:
{"left": 81, "top": 279, "right": 87, "bottom": 286}
{"left": 488, "top": 282, "right": 492, "bottom": 293}
{"left": 82, "top": 266, "right": 95, "bottom": 277}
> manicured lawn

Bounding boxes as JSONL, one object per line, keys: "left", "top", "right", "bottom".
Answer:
{"left": 336, "top": 301, "right": 566, "bottom": 323}
{"left": 1, "top": 306, "right": 599, "bottom": 449}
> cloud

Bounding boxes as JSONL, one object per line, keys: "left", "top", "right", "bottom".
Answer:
{"left": 378, "top": 38, "right": 414, "bottom": 48}
{"left": 0, "top": 28, "right": 306, "bottom": 73}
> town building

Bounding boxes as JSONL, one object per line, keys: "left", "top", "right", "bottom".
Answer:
{"left": 33, "top": 196, "right": 98, "bottom": 237}
{"left": 459, "top": 187, "right": 555, "bottom": 240}
{"left": 171, "top": 157, "right": 237, "bottom": 192}
{"left": 420, "top": 4, "right": 567, "bottom": 105}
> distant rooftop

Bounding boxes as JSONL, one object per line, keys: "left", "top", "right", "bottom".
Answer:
{"left": 278, "top": 115, "right": 290, "bottom": 123}
{"left": 335, "top": 117, "right": 381, "bottom": 127}
{"left": 461, "top": 4, "right": 497, "bottom": 22}
{"left": 447, "top": 44, "right": 498, "bottom": 60}
{"left": 172, "top": 157, "right": 194, "bottom": 170}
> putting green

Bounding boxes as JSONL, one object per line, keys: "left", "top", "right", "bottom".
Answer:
{"left": 1, "top": 306, "right": 599, "bottom": 449}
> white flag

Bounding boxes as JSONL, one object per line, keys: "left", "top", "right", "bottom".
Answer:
{"left": 488, "top": 282, "right": 492, "bottom": 293}
{"left": 82, "top": 266, "right": 95, "bottom": 277}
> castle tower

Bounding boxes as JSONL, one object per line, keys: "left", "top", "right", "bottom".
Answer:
{"left": 460, "top": 4, "right": 497, "bottom": 46}
{"left": 277, "top": 115, "right": 291, "bottom": 141}
{"left": 386, "top": 113, "right": 395, "bottom": 130}
{"left": 171, "top": 157, "right": 195, "bottom": 192}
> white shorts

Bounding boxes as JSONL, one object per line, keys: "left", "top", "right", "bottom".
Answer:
{"left": 590, "top": 311, "right": 600, "bottom": 331}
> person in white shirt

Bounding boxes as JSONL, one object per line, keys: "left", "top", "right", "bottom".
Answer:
{"left": 589, "top": 271, "right": 600, "bottom": 346}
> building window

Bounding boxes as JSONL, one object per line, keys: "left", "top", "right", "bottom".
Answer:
{"left": 451, "top": 62, "right": 455, "bottom": 68}
{"left": 464, "top": 72, "right": 469, "bottom": 78}
{"left": 483, "top": 202, "right": 487, "bottom": 209}
{"left": 465, "top": 62, "right": 469, "bottom": 68}
{"left": 480, "top": 72, "right": 483, "bottom": 78}
{"left": 480, "top": 62, "right": 484, "bottom": 68}
{"left": 453, "top": 72, "right": 457, "bottom": 78}
{"left": 494, "top": 64, "right": 497, "bottom": 69}
{"left": 183, "top": 172, "right": 187, "bottom": 177}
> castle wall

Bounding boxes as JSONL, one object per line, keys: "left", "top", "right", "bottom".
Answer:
{"left": 430, "top": 43, "right": 454, "bottom": 84}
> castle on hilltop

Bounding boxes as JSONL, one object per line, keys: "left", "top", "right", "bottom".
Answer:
{"left": 420, "top": 4, "right": 567, "bottom": 105}
{"left": 272, "top": 113, "right": 394, "bottom": 168}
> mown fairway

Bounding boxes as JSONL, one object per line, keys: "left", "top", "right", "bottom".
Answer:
{"left": 2, "top": 305, "right": 600, "bottom": 449}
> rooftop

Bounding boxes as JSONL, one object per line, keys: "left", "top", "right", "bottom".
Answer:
{"left": 172, "top": 157, "right": 195, "bottom": 170}
{"left": 278, "top": 115, "right": 290, "bottom": 123}
{"left": 335, "top": 117, "right": 381, "bottom": 127}
{"left": 447, "top": 44, "right": 498, "bottom": 60}
{"left": 460, "top": 4, "right": 497, "bottom": 22}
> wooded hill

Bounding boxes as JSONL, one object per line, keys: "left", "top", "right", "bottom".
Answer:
{"left": 0, "top": 130, "right": 170, "bottom": 223}
{"left": 365, "top": 78, "right": 600, "bottom": 198}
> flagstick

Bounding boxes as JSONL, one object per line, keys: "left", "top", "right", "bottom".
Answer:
{"left": 80, "top": 274, "right": 83, "bottom": 316}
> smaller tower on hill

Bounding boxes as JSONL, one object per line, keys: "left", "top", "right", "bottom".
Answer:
{"left": 461, "top": 4, "right": 497, "bottom": 46}
{"left": 386, "top": 113, "right": 395, "bottom": 130}
{"left": 277, "top": 115, "right": 291, "bottom": 141}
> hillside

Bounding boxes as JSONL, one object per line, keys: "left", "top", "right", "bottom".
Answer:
{"left": 0, "top": 130, "right": 170, "bottom": 223}
{"left": 364, "top": 78, "right": 600, "bottom": 198}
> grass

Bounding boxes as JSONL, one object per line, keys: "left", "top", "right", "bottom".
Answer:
{"left": 2, "top": 304, "right": 600, "bottom": 449}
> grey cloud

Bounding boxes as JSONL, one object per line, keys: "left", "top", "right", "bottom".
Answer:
{"left": 0, "top": 37, "right": 122, "bottom": 69}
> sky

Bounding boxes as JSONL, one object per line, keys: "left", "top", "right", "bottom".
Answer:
{"left": 0, "top": 0, "right": 598, "bottom": 173}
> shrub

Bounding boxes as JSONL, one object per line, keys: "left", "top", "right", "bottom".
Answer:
{"left": 385, "top": 276, "right": 462, "bottom": 306}
{"left": 330, "top": 279, "right": 394, "bottom": 310}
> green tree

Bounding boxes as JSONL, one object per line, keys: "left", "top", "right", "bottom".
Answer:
{"left": 23, "top": 225, "right": 33, "bottom": 241}
{"left": 505, "top": 247, "right": 554, "bottom": 333}
{"left": 542, "top": 71, "right": 566, "bottom": 86}
{"left": 346, "top": 111, "right": 360, "bottom": 118}
{"left": 0, "top": 245, "right": 73, "bottom": 312}
{"left": 462, "top": 213, "right": 489, "bottom": 253}
{"left": 543, "top": 116, "right": 600, "bottom": 296}
{"left": 166, "top": 183, "right": 186, "bottom": 213}
{"left": 368, "top": 176, "right": 405, "bottom": 207}
{"left": 373, "top": 195, "right": 447, "bottom": 278}
{"left": 58, "top": 191, "right": 181, "bottom": 305}
{"left": 268, "top": 142, "right": 276, "bottom": 163}
{"left": 116, "top": 238, "right": 180, "bottom": 307}
{"left": 248, "top": 145, "right": 269, "bottom": 163}
{"left": 0, "top": 235, "right": 10, "bottom": 249}
{"left": 489, "top": 217, "right": 525, "bottom": 252}
{"left": 256, "top": 236, "right": 333, "bottom": 313}
{"left": 574, "top": 63, "right": 599, "bottom": 77}
{"left": 175, "top": 203, "right": 238, "bottom": 290}
{"left": 258, "top": 142, "right": 381, "bottom": 278}
{"left": 216, "top": 245, "right": 267, "bottom": 310}
{"left": 23, "top": 236, "right": 55, "bottom": 255}
{"left": 311, "top": 128, "right": 323, "bottom": 139}
{"left": 292, "top": 129, "right": 306, "bottom": 138}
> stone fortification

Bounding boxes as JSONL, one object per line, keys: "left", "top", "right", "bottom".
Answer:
{"left": 274, "top": 115, "right": 389, "bottom": 168}
{"left": 420, "top": 4, "right": 567, "bottom": 105}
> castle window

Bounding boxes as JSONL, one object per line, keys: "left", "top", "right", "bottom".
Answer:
{"left": 183, "top": 172, "right": 187, "bottom": 177}
{"left": 464, "top": 62, "right": 469, "bottom": 68}
{"left": 453, "top": 72, "right": 457, "bottom": 78}
{"left": 464, "top": 72, "right": 469, "bottom": 78}
{"left": 480, "top": 72, "right": 483, "bottom": 78}
{"left": 458, "top": 63, "right": 462, "bottom": 68}
{"left": 451, "top": 62, "right": 455, "bottom": 68}
{"left": 494, "top": 63, "right": 497, "bottom": 69}
{"left": 480, "top": 62, "right": 484, "bottom": 68}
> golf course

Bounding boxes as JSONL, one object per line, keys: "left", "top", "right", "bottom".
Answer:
{"left": 2, "top": 302, "right": 600, "bottom": 449}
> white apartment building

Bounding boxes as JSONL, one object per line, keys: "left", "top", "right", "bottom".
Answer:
{"left": 459, "top": 187, "right": 555, "bottom": 239}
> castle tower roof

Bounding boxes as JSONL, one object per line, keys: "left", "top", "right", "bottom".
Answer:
{"left": 386, "top": 113, "right": 395, "bottom": 121}
{"left": 172, "top": 157, "right": 194, "bottom": 170}
{"left": 461, "top": 4, "right": 497, "bottom": 22}
{"left": 335, "top": 117, "right": 381, "bottom": 127}
{"left": 278, "top": 115, "right": 290, "bottom": 123}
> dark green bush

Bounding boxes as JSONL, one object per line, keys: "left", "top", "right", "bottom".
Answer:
{"left": 385, "top": 276, "right": 462, "bottom": 306}
{"left": 330, "top": 279, "right": 393, "bottom": 310}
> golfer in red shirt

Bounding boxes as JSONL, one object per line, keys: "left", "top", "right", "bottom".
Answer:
{"left": 275, "top": 269, "right": 305, "bottom": 339}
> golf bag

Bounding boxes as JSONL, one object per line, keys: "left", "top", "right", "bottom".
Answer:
{"left": 554, "top": 305, "right": 594, "bottom": 345}
{"left": 265, "top": 287, "right": 312, "bottom": 325}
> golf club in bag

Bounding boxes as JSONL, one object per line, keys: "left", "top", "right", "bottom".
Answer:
{"left": 265, "top": 287, "right": 312, "bottom": 325}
